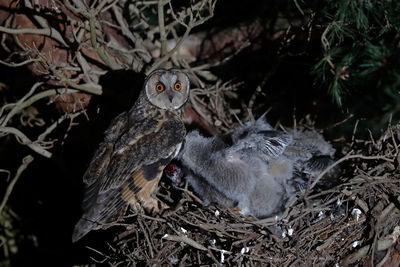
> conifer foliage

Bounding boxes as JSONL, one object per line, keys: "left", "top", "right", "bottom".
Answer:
{"left": 308, "top": 0, "right": 400, "bottom": 108}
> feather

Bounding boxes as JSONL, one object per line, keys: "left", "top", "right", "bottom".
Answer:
{"left": 180, "top": 118, "right": 337, "bottom": 218}
{"left": 73, "top": 73, "right": 187, "bottom": 242}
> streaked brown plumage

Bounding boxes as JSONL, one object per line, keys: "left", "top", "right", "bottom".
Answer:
{"left": 72, "top": 69, "right": 189, "bottom": 242}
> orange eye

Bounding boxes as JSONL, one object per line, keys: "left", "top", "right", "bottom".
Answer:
{"left": 174, "top": 82, "right": 182, "bottom": 91}
{"left": 155, "top": 83, "right": 165, "bottom": 92}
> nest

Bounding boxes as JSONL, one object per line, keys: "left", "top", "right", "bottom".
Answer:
{"left": 83, "top": 124, "right": 400, "bottom": 266}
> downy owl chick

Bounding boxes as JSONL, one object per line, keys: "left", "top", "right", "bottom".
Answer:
{"left": 179, "top": 117, "right": 336, "bottom": 218}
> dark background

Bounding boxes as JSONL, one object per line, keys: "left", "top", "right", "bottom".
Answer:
{"left": 1, "top": 0, "right": 399, "bottom": 266}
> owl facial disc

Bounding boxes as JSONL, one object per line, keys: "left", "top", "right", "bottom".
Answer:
{"left": 145, "top": 69, "right": 190, "bottom": 110}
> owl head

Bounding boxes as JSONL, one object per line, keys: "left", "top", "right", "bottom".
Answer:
{"left": 144, "top": 69, "right": 190, "bottom": 110}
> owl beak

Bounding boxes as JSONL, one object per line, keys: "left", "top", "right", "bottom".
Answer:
{"left": 167, "top": 91, "right": 174, "bottom": 102}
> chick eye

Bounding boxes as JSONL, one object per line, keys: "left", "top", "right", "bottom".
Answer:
{"left": 155, "top": 83, "right": 165, "bottom": 92}
{"left": 174, "top": 82, "right": 182, "bottom": 91}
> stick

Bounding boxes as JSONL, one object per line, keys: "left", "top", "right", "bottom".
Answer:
{"left": 0, "top": 155, "right": 34, "bottom": 214}
{"left": 308, "top": 154, "right": 394, "bottom": 192}
{"left": 162, "top": 234, "right": 207, "bottom": 251}
{"left": 0, "top": 127, "right": 52, "bottom": 158}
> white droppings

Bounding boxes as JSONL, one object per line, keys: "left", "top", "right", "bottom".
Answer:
{"left": 352, "top": 241, "right": 360, "bottom": 248}
{"left": 288, "top": 228, "right": 294, "bottom": 236}
{"left": 220, "top": 250, "right": 229, "bottom": 263}
{"left": 180, "top": 227, "right": 187, "bottom": 234}
{"left": 162, "top": 234, "right": 169, "bottom": 239}
{"left": 215, "top": 210, "right": 220, "bottom": 217}
{"left": 209, "top": 239, "right": 216, "bottom": 246}
{"left": 351, "top": 208, "right": 362, "bottom": 221}
{"left": 241, "top": 247, "right": 250, "bottom": 254}
{"left": 281, "top": 231, "right": 287, "bottom": 238}
{"left": 318, "top": 211, "right": 325, "bottom": 219}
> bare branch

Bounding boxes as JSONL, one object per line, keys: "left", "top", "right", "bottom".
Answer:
{"left": 148, "top": 25, "right": 192, "bottom": 73}
{"left": 158, "top": 0, "right": 168, "bottom": 56}
{"left": 38, "top": 110, "right": 85, "bottom": 141}
{"left": 0, "top": 26, "right": 68, "bottom": 47}
{"left": 148, "top": 0, "right": 217, "bottom": 73}
{"left": 0, "top": 87, "right": 79, "bottom": 127}
{"left": 0, "top": 155, "right": 34, "bottom": 215}
{"left": 64, "top": 0, "right": 120, "bottom": 70}
{"left": 0, "top": 127, "right": 52, "bottom": 158}
{"left": 0, "top": 57, "right": 42, "bottom": 67}
{"left": 162, "top": 234, "right": 207, "bottom": 251}
{"left": 0, "top": 82, "right": 43, "bottom": 126}
{"left": 22, "top": 0, "right": 69, "bottom": 47}
{"left": 307, "top": 154, "right": 394, "bottom": 192}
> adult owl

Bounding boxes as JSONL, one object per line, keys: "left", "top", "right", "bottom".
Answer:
{"left": 72, "top": 69, "right": 190, "bottom": 242}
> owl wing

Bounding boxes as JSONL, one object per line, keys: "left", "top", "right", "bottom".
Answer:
{"left": 73, "top": 111, "right": 185, "bottom": 242}
{"left": 255, "top": 130, "right": 293, "bottom": 158}
{"left": 231, "top": 130, "right": 292, "bottom": 159}
{"left": 81, "top": 112, "right": 129, "bottom": 186}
